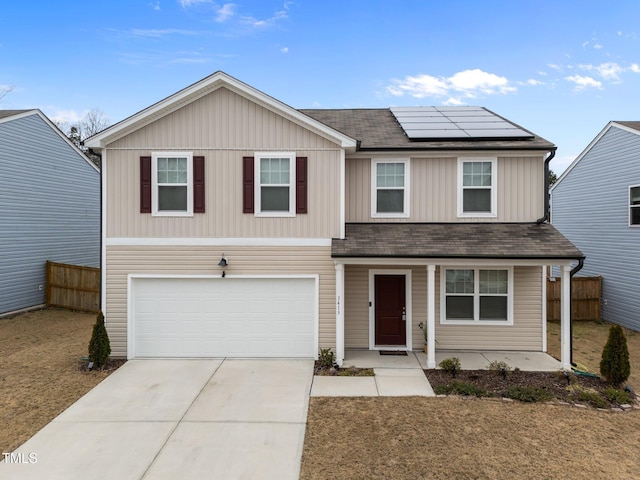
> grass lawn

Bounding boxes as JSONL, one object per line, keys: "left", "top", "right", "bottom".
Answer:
{"left": 3, "top": 309, "right": 640, "bottom": 479}
{"left": 301, "top": 320, "right": 640, "bottom": 480}
{"left": 0, "top": 308, "right": 115, "bottom": 453}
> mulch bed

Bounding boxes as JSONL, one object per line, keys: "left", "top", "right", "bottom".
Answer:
{"left": 425, "top": 369, "right": 637, "bottom": 409}
{"left": 314, "top": 363, "right": 374, "bottom": 376}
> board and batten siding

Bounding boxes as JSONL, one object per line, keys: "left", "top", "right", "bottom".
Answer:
{"left": 552, "top": 125, "right": 640, "bottom": 331}
{"left": 105, "top": 87, "right": 342, "bottom": 239}
{"left": 346, "top": 155, "right": 544, "bottom": 222}
{"left": 344, "top": 265, "right": 543, "bottom": 351}
{"left": 0, "top": 113, "right": 100, "bottom": 314}
{"left": 105, "top": 245, "right": 336, "bottom": 357}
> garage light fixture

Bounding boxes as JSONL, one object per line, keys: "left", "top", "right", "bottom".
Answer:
{"left": 218, "top": 254, "right": 228, "bottom": 278}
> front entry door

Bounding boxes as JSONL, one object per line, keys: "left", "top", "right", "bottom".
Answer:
{"left": 374, "top": 275, "right": 406, "bottom": 346}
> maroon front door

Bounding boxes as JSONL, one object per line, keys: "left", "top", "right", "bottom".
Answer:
{"left": 374, "top": 275, "right": 406, "bottom": 346}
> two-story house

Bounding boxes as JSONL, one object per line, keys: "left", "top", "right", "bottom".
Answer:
{"left": 85, "top": 71, "right": 582, "bottom": 369}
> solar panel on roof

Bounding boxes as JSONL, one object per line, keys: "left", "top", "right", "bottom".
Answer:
{"left": 390, "top": 106, "right": 534, "bottom": 140}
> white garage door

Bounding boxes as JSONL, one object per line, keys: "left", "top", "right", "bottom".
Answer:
{"left": 131, "top": 277, "right": 316, "bottom": 358}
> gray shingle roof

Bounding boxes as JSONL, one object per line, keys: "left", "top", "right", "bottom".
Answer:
{"left": 615, "top": 121, "right": 640, "bottom": 132}
{"left": 332, "top": 223, "right": 583, "bottom": 260}
{"left": 0, "top": 110, "right": 30, "bottom": 120}
{"left": 300, "top": 108, "right": 555, "bottom": 151}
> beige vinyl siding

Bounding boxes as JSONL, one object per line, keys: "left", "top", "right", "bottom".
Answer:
{"left": 346, "top": 155, "right": 544, "bottom": 222}
{"left": 105, "top": 245, "right": 335, "bottom": 357}
{"left": 344, "top": 265, "right": 427, "bottom": 350}
{"left": 435, "top": 266, "right": 543, "bottom": 351}
{"left": 344, "top": 265, "right": 543, "bottom": 351}
{"left": 105, "top": 87, "right": 342, "bottom": 239}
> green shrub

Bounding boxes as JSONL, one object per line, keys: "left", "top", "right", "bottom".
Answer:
{"left": 504, "top": 385, "right": 553, "bottom": 403}
{"left": 318, "top": 348, "right": 335, "bottom": 369}
{"left": 488, "top": 360, "right": 512, "bottom": 378}
{"left": 568, "top": 385, "right": 608, "bottom": 408}
{"left": 603, "top": 387, "right": 633, "bottom": 405}
{"left": 600, "top": 325, "right": 631, "bottom": 385}
{"left": 434, "top": 381, "right": 491, "bottom": 397}
{"left": 88, "top": 311, "right": 111, "bottom": 368}
{"left": 439, "top": 357, "right": 461, "bottom": 377}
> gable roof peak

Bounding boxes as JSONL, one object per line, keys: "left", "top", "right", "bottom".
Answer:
{"left": 85, "top": 71, "right": 357, "bottom": 150}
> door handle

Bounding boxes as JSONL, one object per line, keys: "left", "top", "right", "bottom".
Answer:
{"left": 401, "top": 306, "right": 406, "bottom": 322}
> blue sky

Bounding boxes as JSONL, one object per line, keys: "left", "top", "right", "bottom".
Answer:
{"left": 2, "top": 1, "right": 639, "bottom": 173}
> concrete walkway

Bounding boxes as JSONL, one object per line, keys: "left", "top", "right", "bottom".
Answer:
{"left": 0, "top": 359, "right": 313, "bottom": 480}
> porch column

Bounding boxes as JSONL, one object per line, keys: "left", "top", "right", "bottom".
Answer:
{"left": 560, "top": 265, "right": 572, "bottom": 370}
{"left": 427, "top": 264, "right": 436, "bottom": 368}
{"left": 335, "top": 262, "right": 345, "bottom": 366}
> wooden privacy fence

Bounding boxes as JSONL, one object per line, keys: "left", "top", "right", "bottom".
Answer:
{"left": 46, "top": 261, "right": 100, "bottom": 313}
{"left": 547, "top": 276, "right": 602, "bottom": 321}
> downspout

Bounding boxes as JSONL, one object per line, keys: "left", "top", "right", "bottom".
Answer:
{"left": 88, "top": 147, "right": 103, "bottom": 310}
{"left": 536, "top": 148, "right": 556, "bottom": 224}
{"left": 568, "top": 258, "right": 585, "bottom": 367}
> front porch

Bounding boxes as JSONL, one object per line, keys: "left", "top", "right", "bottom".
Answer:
{"left": 342, "top": 349, "right": 561, "bottom": 371}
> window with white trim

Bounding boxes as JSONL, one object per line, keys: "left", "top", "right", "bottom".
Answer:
{"left": 371, "top": 159, "right": 409, "bottom": 217}
{"left": 255, "top": 152, "right": 295, "bottom": 216}
{"left": 152, "top": 152, "right": 193, "bottom": 216}
{"left": 458, "top": 158, "right": 497, "bottom": 217}
{"left": 630, "top": 185, "right": 640, "bottom": 226}
{"left": 441, "top": 268, "right": 513, "bottom": 324}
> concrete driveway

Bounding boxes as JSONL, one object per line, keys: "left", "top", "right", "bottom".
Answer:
{"left": 0, "top": 359, "right": 314, "bottom": 480}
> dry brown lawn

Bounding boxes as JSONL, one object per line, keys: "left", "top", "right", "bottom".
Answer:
{"left": 301, "top": 321, "right": 640, "bottom": 479}
{"left": 0, "top": 308, "right": 116, "bottom": 453}
{"left": 3, "top": 310, "right": 640, "bottom": 478}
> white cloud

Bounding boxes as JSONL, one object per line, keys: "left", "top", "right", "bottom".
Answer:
{"left": 631, "top": 64, "right": 640, "bottom": 73}
{"left": 593, "top": 42, "right": 603, "bottom": 49}
{"left": 215, "top": 3, "right": 236, "bottom": 22}
{"left": 178, "top": 0, "right": 211, "bottom": 6}
{"left": 49, "top": 109, "right": 85, "bottom": 126}
{"left": 280, "top": 46, "right": 289, "bottom": 53}
{"left": 582, "top": 41, "right": 589, "bottom": 50}
{"left": 130, "top": 28, "right": 197, "bottom": 38}
{"left": 547, "top": 64, "right": 563, "bottom": 71}
{"left": 566, "top": 75, "right": 602, "bottom": 91}
{"left": 525, "top": 78, "right": 544, "bottom": 86}
{"left": 149, "top": 1, "right": 160, "bottom": 10}
{"left": 387, "top": 69, "right": 515, "bottom": 103}
{"left": 578, "top": 62, "right": 627, "bottom": 81}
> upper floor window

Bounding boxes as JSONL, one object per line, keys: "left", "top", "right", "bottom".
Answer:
{"left": 630, "top": 185, "right": 640, "bottom": 226}
{"left": 441, "top": 268, "right": 513, "bottom": 325}
{"left": 371, "top": 159, "right": 410, "bottom": 218}
{"left": 458, "top": 158, "right": 497, "bottom": 218}
{"left": 255, "top": 152, "right": 295, "bottom": 217}
{"left": 152, "top": 152, "right": 193, "bottom": 216}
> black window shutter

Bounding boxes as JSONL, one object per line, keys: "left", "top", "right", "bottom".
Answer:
{"left": 193, "top": 156, "right": 205, "bottom": 213}
{"left": 243, "top": 156, "right": 254, "bottom": 213}
{"left": 140, "top": 156, "right": 152, "bottom": 213}
{"left": 296, "top": 156, "right": 308, "bottom": 214}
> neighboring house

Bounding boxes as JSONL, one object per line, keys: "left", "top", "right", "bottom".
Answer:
{"left": 551, "top": 121, "right": 640, "bottom": 332}
{"left": 85, "top": 71, "right": 582, "bottom": 369}
{"left": 0, "top": 109, "right": 100, "bottom": 315}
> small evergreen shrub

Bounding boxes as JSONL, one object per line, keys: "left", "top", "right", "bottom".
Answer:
{"left": 504, "top": 385, "right": 553, "bottom": 403}
{"left": 600, "top": 325, "right": 631, "bottom": 385}
{"left": 434, "top": 381, "right": 491, "bottom": 397}
{"left": 488, "top": 360, "right": 512, "bottom": 379}
{"left": 568, "top": 385, "right": 608, "bottom": 408}
{"left": 603, "top": 387, "right": 633, "bottom": 405}
{"left": 318, "top": 348, "right": 335, "bottom": 369}
{"left": 88, "top": 311, "right": 111, "bottom": 368}
{"left": 439, "top": 357, "right": 461, "bottom": 378}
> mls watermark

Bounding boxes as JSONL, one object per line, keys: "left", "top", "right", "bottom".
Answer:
{"left": 2, "top": 452, "right": 37, "bottom": 464}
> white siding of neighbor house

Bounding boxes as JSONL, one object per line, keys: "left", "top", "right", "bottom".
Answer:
{"left": 346, "top": 155, "right": 544, "bottom": 223}
{"left": 104, "top": 87, "right": 342, "bottom": 239}
{"left": 0, "top": 112, "right": 100, "bottom": 314}
{"left": 344, "top": 265, "right": 543, "bottom": 351}
{"left": 105, "top": 245, "right": 335, "bottom": 357}
{"left": 552, "top": 125, "right": 640, "bottom": 331}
